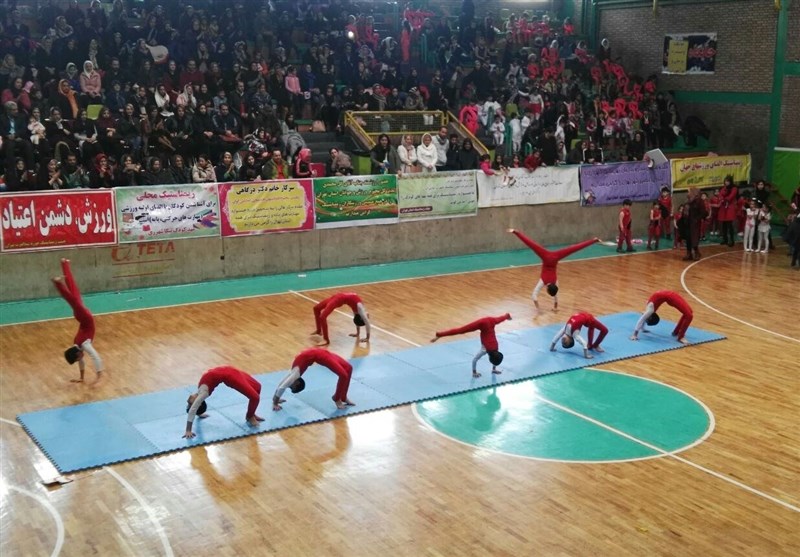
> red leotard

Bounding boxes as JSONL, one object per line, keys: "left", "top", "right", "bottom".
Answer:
{"left": 313, "top": 292, "right": 363, "bottom": 341}
{"left": 512, "top": 231, "right": 596, "bottom": 284}
{"left": 199, "top": 366, "right": 262, "bottom": 418}
{"left": 292, "top": 348, "right": 353, "bottom": 401}
{"left": 53, "top": 259, "right": 96, "bottom": 346}
{"left": 567, "top": 312, "right": 608, "bottom": 349}
{"left": 436, "top": 314, "right": 512, "bottom": 351}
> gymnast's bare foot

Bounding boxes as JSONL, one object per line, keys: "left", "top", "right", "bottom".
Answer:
{"left": 492, "top": 368, "right": 502, "bottom": 374}
{"left": 246, "top": 416, "right": 261, "bottom": 427}
{"left": 678, "top": 337, "right": 689, "bottom": 345}
{"left": 253, "top": 414, "right": 266, "bottom": 422}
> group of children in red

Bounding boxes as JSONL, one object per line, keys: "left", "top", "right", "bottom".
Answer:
{"left": 52, "top": 229, "right": 695, "bottom": 439}
{"left": 638, "top": 177, "right": 763, "bottom": 252}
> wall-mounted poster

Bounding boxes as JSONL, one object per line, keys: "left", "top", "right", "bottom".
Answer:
{"left": 662, "top": 33, "right": 717, "bottom": 74}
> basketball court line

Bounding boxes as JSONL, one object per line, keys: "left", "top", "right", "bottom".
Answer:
{"left": 1, "top": 417, "right": 175, "bottom": 557}
{"left": 5, "top": 485, "right": 65, "bottom": 557}
{"left": 274, "top": 300, "right": 799, "bottom": 514}
{"left": 0, "top": 246, "right": 664, "bottom": 328}
{"left": 680, "top": 251, "right": 800, "bottom": 343}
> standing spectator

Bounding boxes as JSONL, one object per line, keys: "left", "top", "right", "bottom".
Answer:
{"left": 457, "top": 138, "right": 480, "bottom": 170}
{"left": 756, "top": 203, "right": 772, "bottom": 254}
{"left": 397, "top": 134, "right": 418, "bottom": 174}
{"left": 416, "top": 133, "right": 438, "bottom": 173}
{"left": 717, "top": 175, "right": 738, "bottom": 247}
{"left": 658, "top": 186, "right": 673, "bottom": 241}
{"left": 370, "top": 134, "right": 400, "bottom": 175}
{"left": 683, "top": 187, "right": 708, "bottom": 261}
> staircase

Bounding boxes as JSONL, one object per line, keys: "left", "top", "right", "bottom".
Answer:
{"left": 299, "top": 129, "right": 351, "bottom": 165}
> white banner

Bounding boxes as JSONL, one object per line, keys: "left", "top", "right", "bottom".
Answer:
{"left": 476, "top": 166, "right": 580, "bottom": 208}
{"left": 398, "top": 170, "right": 478, "bottom": 221}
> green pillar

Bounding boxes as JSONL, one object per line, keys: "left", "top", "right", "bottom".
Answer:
{"left": 767, "top": 0, "right": 793, "bottom": 181}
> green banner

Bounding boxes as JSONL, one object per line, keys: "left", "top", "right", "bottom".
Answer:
{"left": 398, "top": 171, "right": 478, "bottom": 220}
{"left": 314, "top": 175, "right": 398, "bottom": 228}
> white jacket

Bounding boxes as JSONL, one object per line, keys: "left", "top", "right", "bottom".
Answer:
{"left": 398, "top": 144, "right": 418, "bottom": 173}
{"left": 417, "top": 137, "right": 438, "bottom": 172}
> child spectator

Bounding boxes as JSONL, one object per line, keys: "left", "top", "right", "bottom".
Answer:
{"left": 743, "top": 199, "right": 758, "bottom": 252}
{"left": 673, "top": 203, "right": 685, "bottom": 250}
{"left": 617, "top": 199, "right": 634, "bottom": 253}
{"left": 756, "top": 203, "right": 771, "bottom": 253}
{"left": 647, "top": 201, "right": 661, "bottom": 250}
{"left": 658, "top": 186, "right": 673, "bottom": 240}
{"left": 709, "top": 188, "right": 721, "bottom": 237}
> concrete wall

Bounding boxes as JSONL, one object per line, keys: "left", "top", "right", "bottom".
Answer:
{"left": 0, "top": 202, "right": 633, "bottom": 301}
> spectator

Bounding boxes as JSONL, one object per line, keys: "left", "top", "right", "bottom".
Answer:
{"left": 61, "top": 152, "right": 90, "bottom": 189}
{"left": 212, "top": 104, "right": 243, "bottom": 151}
{"left": 417, "top": 133, "right": 439, "bottom": 173}
{"left": 72, "top": 108, "right": 102, "bottom": 163}
{"left": 370, "top": 134, "right": 400, "bottom": 175}
{"left": 214, "top": 151, "right": 238, "bottom": 182}
{"left": 397, "top": 134, "right": 418, "bottom": 174}
{"left": 326, "top": 148, "right": 354, "bottom": 177}
{"left": 79, "top": 61, "right": 103, "bottom": 107}
{"left": 192, "top": 154, "right": 216, "bottom": 183}
{"left": 142, "top": 157, "right": 174, "bottom": 186}
{"left": 260, "top": 149, "right": 292, "bottom": 180}
{"left": 4, "top": 158, "right": 36, "bottom": 191}
{"left": 456, "top": 138, "right": 480, "bottom": 170}
{"left": 36, "top": 158, "right": 64, "bottom": 190}
{"left": 169, "top": 154, "right": 192, "bottom": 185}
{"left": 1, "top": 101, "right": 34, "bottom": 170}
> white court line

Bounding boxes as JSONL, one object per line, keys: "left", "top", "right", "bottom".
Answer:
{"left": 6, "top": 485, "right": 65, "bottom": 557}
{"left": 680, "top": 251, "right": 800, "bottom": 343}
{"left": 536, "top": 395, "right": 799, "bottom": 513}
{"left": 2, "top": 416, "right": 174, "bottom": 554}
{"left": 105, "top": 468, "right": 175, "bottom": 557}
{"left": 316, "top": 312, "right": 798, "bottom": 514}
{"left": 0, "top": 248, "right": 650, "bottom": 328}
{"left": 288, "top": 290, "right": 421, "bottom": 347}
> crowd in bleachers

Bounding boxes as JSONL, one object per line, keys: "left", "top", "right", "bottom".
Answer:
{"left": 0, "top": 0, "right": 716, "bottom": 192}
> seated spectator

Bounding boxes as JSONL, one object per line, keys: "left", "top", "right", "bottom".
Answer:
{"left": 89, "top": 153, "right": 115, "bottom": 188}
{"left": 293, "top": 148, "right": 315, "bottom": 179}
{"left": 61, "top": 152, "right": 90, "bottom": 188}
{"left": 79, "top": 61, "right": 103, "bottom": 107}
{"left": 583, "top": 140, "right": 604, "bottom": 164}
{"left": 4, "top": 158, "right": 36, "bottom": 191}
{"left": 192, "top": 154, "right": 217, "bottom": 183}
{"left": 36, "top": 158, "right": 64, "bottom": 190}
{"left": 1, "top": 101, "right": 35, "bottom": 170}
{"left": 71, "top": 108, "right": 102, "bottom": 163}
{"left": 169, "top": 154, "right": 192, "bottom": 185}
{"left": 238, "top": 153, "right": 261, "bottom": 181}
{"left": 326, "top": 148, "right": 354, "bottom": 177}
{"left": 43, "top": 107, "right": 77, "bottom": 161}
{"left": 212, "top": 103, "right": 243, "bottom": 151}
{"left": 260, "top": 149, "right": 292, "bottom": 180}
{"left": 215, "top": 151, "right": 238, "bottom": 182}
{"left": 141, "top": 157, "right": 174, "bottom": 186}
{"left": 115, "top": 154, "right": 143, "bottom": 187}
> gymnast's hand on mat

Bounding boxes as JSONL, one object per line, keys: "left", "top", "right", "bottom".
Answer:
{"left": 472, "top": 371, "right": 482, "bottom": 378}
{"left": 630, "top": 334, "right": 639, "bottom": 340}
{"left": 549, "top": 344, "right": 557, "bottom": 352}
{"left": 182, "top": 430, "right": 196, "bottom": 439}
{"left": 273, "top": 402, "right": 283, "bottom": 411}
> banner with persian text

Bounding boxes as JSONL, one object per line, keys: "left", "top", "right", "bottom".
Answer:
{"left": 398, "top": 170, "right": 478, "bottom": 220}
{"left": 314, "top": 174, "right": 398, "bottom": 228}
{"left": 662, "top": 33, "right": 717, "bottom": 74}
{"left": 476, "top": 166, "right": 580, "bottom": 208}
{"left": 219, "top": 180, "right": 315, "bottom": 236}
{"left": 670, "top": 154, "right": 751, "bottom": 190}
{"left": 1, "top": 190, "right": 117, "bottom": 252}
{"left": 116, "top": 185, "right": 220, "bottom": 243}
{"left": 580, "top": 162, "right": 671, "bottom": 206}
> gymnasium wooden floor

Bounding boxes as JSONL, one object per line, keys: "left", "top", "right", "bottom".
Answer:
{"left": 1, "top": 244, "right": 798, "bottom": 556}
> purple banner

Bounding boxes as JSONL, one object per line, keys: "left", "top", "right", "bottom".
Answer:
{"left": 580, "top": 162, "right": 671, "bottom": 206}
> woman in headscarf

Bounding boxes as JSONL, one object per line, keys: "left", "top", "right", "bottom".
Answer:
{"left": 72, "top": 107, "right": 102, "bottom": 162}
{"left": 89, "top": 153, "right": 115, "bottom": 188}
{"left": 56, "top": 79, "right": 80, "bottom": 119}
{"left": 416, "top": 133, "right": 438, "bottom": 173}
{"left": 370, "top": 133, "right": 400, "bottom": 175}
{"left": 456, "top": 138, "right": 479, "bottom": 170}
{"left": 79, "top": 60, "right": 103, "bottom": 107}
{"left": 293, "top": 148, "right": 314, "bottom": 178}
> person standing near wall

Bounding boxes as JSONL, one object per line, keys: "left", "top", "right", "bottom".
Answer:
{"left": 683, "top": 187, "right": 708, "bottom": 261}
{"left": 717, "top": 175, "right": 738, "bottom": 247}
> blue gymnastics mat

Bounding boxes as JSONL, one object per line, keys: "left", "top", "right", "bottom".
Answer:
{"left": 18, "top": 312, "right": 724, "bottom": 473}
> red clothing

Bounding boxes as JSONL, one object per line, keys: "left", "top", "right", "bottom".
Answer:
{"left": 292, "top": 348, "right": 353, "bottom": 401}
{"left": 649, "top": 290, "right": 693, "bottom": 317}
{"left": 199, "top": 366, "right": 262, "bottom": 418}
{"left": 53, "top": 260, "right": 95, "bottom": 346}
{"left": 717, "top": 185, "right": 738, "bottom": 222}
{"left": 619, "top": 207, "right": 632, "bottom": 229}
{"left": 313, "top": 292, "right": 363, "bottom": 341}
{"left": 512, "top": 231, "right": 596, "bottom": 284}
{"left": 566, "top": 312, "right": 608, "bottom": 349}
{"left": 436, "top": 314, "right": 511, "bottom": 352}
